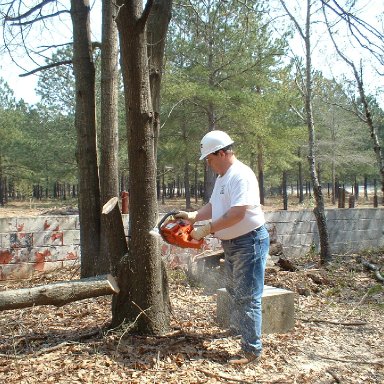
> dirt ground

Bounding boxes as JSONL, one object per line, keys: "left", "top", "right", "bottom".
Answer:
{"left": 0, "top": 200, "right": 383, "bottom": 383}
{"left": 0, "top": 252, "right": 383, "bottom": 383}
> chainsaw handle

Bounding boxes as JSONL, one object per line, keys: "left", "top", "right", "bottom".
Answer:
{"left": 157, "top": 210, "right": 179, "bottom": 231}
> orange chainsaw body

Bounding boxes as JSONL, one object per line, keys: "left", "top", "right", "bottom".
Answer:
{"left": 159, "top": 214, "right": 203, "bottom": 249}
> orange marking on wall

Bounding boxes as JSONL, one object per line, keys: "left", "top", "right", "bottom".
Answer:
{"left": 44, "top": 220, "right": 51, "bottom": 230}
{"left": 53, "top": 225, "right": 60, "bottom": 231}
{"left": 0, "top": 250, "right": 13, "bottom": 264}
{"left": 17, "top": 224, "right": 24, "bottom": 232}
{"left": 34, "top": 249, "right": 51, "bottom": 271}
{"left": 66, "top": 252, "right": 77, "bottom": 260}
{"left": 51, "top": 232, "right": 64, "bottom": 244}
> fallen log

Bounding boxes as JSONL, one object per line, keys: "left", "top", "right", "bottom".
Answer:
{"left": 0, "top": 274, "right": 119, "bottom": 311}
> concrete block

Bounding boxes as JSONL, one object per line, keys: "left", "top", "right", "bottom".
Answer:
{"left": 9, "top": 232, "right": 33, "bottom": 249}
{"left": 216, "top": 285, "right": 295, "bottom": 334}
{"left": 0, "top": 218, "right": 18, "bottom": 233}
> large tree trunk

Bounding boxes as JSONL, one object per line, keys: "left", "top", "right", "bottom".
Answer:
{"left": 98, "top": 0, "right": 121, "bottom": 274}
{"left": 70, "top": 0, "right": 101, "bottom": 278}
{"left": 112, "top": 0, "right": 171, "bottom": 334}
{"left": 0, "top": 275, "right": 119, "bottom": 311}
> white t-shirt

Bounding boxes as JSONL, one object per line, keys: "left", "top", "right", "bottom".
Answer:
{"left": 209, "top": 159, "right": 265, "bottom": 240}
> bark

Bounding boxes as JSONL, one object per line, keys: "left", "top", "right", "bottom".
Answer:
{"left": 257, "top": 142, "right": 265, "bottom": 205}
{"left": 147, "top": 0, "right": 172, "bottom": 157}
{"left": 281, "top": 0, "right": 332, "bottom": 263}
{"left": 70, "top": 0, "right": 101, "bottom": 278}
{"left": 113, "top": 0, "right": 171, "bottom": 334}
{"left": 0, "top": 275, "right": 119, "bottom": 311}
{"left": 204, "top": 104, "right": 217, "bottom": 202}
{"left": 181, "top": 118, "right": 191, "bottom": 209}
{"left": 298, "top": 147, "right": 304, "bottom": 203}
{"left": 184, "top": 159, "right": 191, "bottom": 209}
{"left": 99, "top": 0, "right": 120, "bottom": 274}
{"left": 100, "top": 0, "right": 120, "bottom": 202}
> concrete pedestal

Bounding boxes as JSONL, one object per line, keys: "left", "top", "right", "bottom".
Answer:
{"left": 216, "top": 285, "right": 295, "bottom": 334}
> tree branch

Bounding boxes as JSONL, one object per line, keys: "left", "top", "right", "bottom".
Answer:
{"left": 10, "top": 10, "right": 70, "bottom": 27}
{"left": 4, "top": 0, "right": 56, "bottom": 21}
{"left": 279, "top": 0, "right": 306, "bottom": 40}
{"left": 19, "top": 60, "right": 72, "bottom": 77}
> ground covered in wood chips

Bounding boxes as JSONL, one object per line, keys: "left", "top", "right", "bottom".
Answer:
{"left": 0, "top": 251, "right": 383, "bottom": 384}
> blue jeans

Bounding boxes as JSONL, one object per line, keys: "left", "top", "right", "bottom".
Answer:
{"left": 221, "top": 225, "right": 269, "bottom": 355}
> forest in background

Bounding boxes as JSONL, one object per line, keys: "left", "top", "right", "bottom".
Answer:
{"left": 0, "top": 1, "right": 383, "bottom": 209}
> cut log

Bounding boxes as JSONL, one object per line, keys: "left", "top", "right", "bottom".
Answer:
{"left": 0, "top": 274, "right": 119, "bottom": 311}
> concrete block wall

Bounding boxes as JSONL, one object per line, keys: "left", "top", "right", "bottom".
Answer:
{"left": 0, "top": 213, "right": 220, "bottom": 281}
{"left": 0, "top": 208, "right": 383, "bottom": 280}
{"left": 265, "top": 208, "right": 384, "bottom": 257}
{"left": 0, "top": 216, "right": 81, "bottom": 280}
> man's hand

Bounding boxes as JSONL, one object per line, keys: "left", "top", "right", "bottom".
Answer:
{"left": 190, "top": 223, "right": 211, "bottom": 240}
{"left": 174, "top": 211, "right": 198, "bottom": 224}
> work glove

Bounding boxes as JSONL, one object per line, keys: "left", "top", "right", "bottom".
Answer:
{"left": 174, "top": 210, "right": 198, "bottom": 224}
{"left": 190, "top": 223, "right": 212, "bottom": 240}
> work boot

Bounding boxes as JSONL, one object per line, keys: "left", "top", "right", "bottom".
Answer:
{"left": 228, "top": 351, "right": 260, "bottom": 365}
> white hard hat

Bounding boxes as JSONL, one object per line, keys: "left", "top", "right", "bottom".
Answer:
{"left": 199, "top": 130, "right": 234, "bottom": 160}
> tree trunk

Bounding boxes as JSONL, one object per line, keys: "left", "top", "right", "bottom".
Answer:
{"left": 70, "top": 0, "right": 101, "bottom": 278}
{"left": 113, "top": 0, "right": 171, "bottom": 335}
{"left": 298, "top": 147, "right": 304, "bottom": 203}
{"left": 0, "top": 155, "right": 4, "bottom": 207}
{"left": 98, "top": 0, "right": 120, "bottom": 275}
{"left": 184, "top": 159, "right": 191, "bottom": 209}
{"left": 0, "top": 275, "right": 119, "bottom": 311}
{"left": 147, "top": 0, "right": 172, "bottom": 158}
{"left": 257, "top": 142, "right": 265, "bottom": 205}
{"left": 204, "top": 104, "right": 217, "bottom": 202}
{"left": 303, "top": 0, "right": 331, "bottom": 264}
{"left": 323, "top": 4, "right": 384, "bottom": 206}
{"left": 353, "top": 67, "right": 384, "bottom": 205}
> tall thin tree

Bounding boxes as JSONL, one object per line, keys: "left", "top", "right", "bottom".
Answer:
{"left": 280, "top": 0, "right": 332, "bottom": 264}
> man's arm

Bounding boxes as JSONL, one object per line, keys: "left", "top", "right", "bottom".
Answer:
{"left": 210, "top": 205, "right": 247, "bottom": 234}
{"left": 196, "top": 203, "right": 212, "bottom": 222}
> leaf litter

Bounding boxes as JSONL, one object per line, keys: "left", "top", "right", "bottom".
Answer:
{"left": 0, "top": 250, "right": 383, "bottom": 383}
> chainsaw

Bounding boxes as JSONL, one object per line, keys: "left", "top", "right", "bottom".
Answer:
{"left": 157, "top": 210, "right": 204, "bottom": 249}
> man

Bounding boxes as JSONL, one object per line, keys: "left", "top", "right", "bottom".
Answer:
{"left": 176, "top": 130, "right": 269, "bottom": 365}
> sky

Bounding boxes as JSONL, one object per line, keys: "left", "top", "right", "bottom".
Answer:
{"left": 0, "top": 1, "right": 383, "bottom": 107}
{"left": 0, "top": 2, "right": 101, "bottom": 105}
